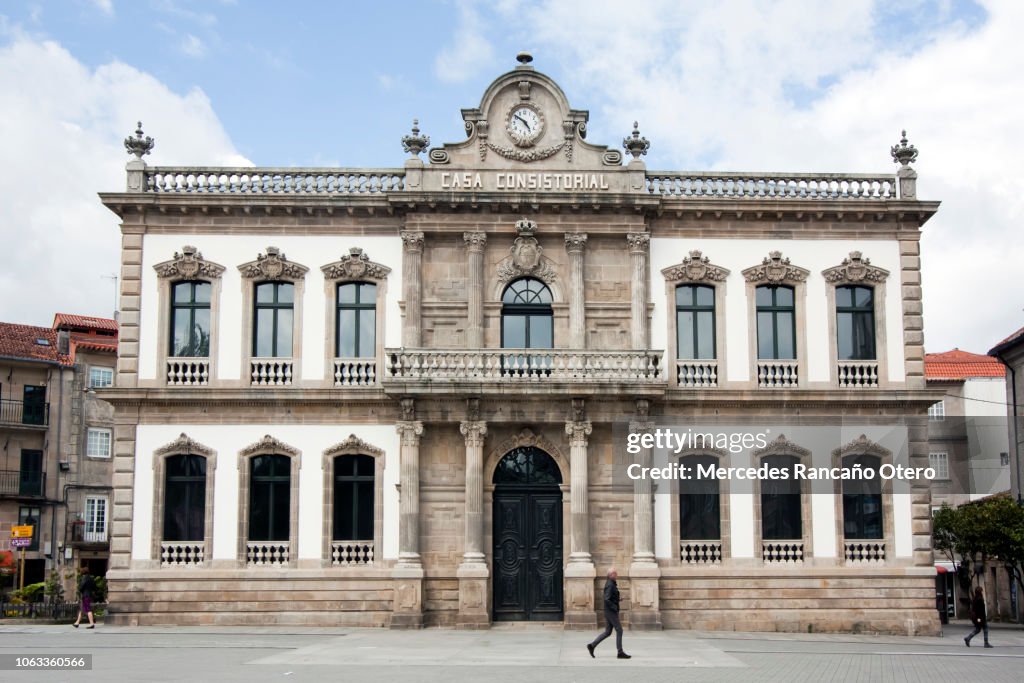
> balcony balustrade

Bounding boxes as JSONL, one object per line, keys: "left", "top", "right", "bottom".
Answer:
{"left": 837, "top": 360, "right": 879, "bottom": 388}
{"left": 0, "top": 399, "right": 49, "bottom": 427}
{"left": 0, "top": 470, "right": 45, "bottom": 498}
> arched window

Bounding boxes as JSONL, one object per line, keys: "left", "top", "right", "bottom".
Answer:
{"left": 836, "top": 285, "right": 875, "bottom": 360}
{"left": 679, "top": 453, "right": 720, "bottom": 540}
{"left": 170, "top": 281, "right": 212, "bottom": 357}
{"left": 676, "top": 285, "right": 716, "bottom": 360}
{"left": 248, "top": 454, "right": 291, "bottom": 542}
{"left": 253, "top": 282, "right": 294, "bottom": 357}
{"left": 333, "top": 455, "right": 374, "bottom": 542}
{"left": 336, "top": 282, "right": 377, "bottom": 358}
{"left": 501, "top": 278, "right": 553, "bottom": 349}
{"left": 163, "top": 454, "right": 206, "bottom": 542}
{"left": 755, "top": 285, "right": 795, "bottom": 360}
{"left": 761, "top": 454, "right": 801, "bottom": 540}
{"left": 841, "top": 453, "right": 883, "bottom": 539}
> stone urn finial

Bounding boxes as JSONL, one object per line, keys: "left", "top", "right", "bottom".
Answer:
{"left": 516, "top": 51, "right": 533, "bottom": 65}
{"left": 890, "top": 129, "right": 918, "bottom": 167}
{"left": 401, "top": 119, "right": 430, "bottom": 157}
{"left": 124, "top": 121, "right": 155, "bottom": 159}
{"left": 623, "top": 121, "right": 650, "bottom": 159}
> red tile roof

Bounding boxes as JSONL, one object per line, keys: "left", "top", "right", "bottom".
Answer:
{"left": 925, "top": 348, "right": 1005, "bottom": 381}
{"left": 990, "top": 325, "right": 1024, "bottom": 356}
{"left": 0, "top": 323, "right": 72, "bottom": 366}
{"left": 53, "top": 313, "right": 118, "bottom": 333}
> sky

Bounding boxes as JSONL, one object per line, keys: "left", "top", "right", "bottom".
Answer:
{"left": 0, "top": 0, "right": 1020, "bottom": 355}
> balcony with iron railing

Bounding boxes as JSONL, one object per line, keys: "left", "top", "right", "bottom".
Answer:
{"left": 0, "top": 399, "right": 49, "bottom": 428}
{"left": 67, "top": 520, "right": 108, "bottom": 548}
{"left": 0, "top": 470, "right": 46, "bottom": 498}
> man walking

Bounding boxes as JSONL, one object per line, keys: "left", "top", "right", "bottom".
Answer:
{"left": 964, "top": 586, "right": 992, "bottom": 648}
{"left": 587, "top": 568, "right": 631, "bottom": 659}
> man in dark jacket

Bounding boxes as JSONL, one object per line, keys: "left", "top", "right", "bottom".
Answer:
{"left": 587, "top": 568, "right": 631, "bottom": 659}
{"left": 964, "top": 586, "right": 992, "bottom": 648}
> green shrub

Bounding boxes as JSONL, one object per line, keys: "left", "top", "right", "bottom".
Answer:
{"left": 12, "top": 582, "right": 45, "bottom": 603}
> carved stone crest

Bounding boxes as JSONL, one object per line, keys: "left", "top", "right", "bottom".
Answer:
{"left": 154, "top": 433, "right": 215, "bottom": 458}
{"left": 751, "top": 434, "right": 812, "bottom": 460}
{"left": 324, "top": 433, "right": 385, "bottom": 459}
{"left": 662, "top": 250, "right": 730, "bottom": 283}
{"left": 497, "top": 218, "right": 557, "bottom": 284}
{"left": 239, "top": 434, "right": 300, "bottom": 458}
{"left": 822, "top": 251, "right": 889, "bottom": 284}
{"left": 742, "top": 251, "right": 809, "bottom": 284}
{"left": 238, "top": 247, "right": 309, "bottom": 281}
{"left": 154, "top": 245, "right": 225, "bottom": 280}
{"left": 321, "top": 248, "right": 392, "bottom": 282}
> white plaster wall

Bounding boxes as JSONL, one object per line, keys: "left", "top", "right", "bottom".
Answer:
{"left": 132, "top": 424, "right": 400, "bottom": 561}
{"left": 649, "top": 238, "right": 906, "bottom": 384}
{"left": 138, "top": 235, "right": 403, "bottom": 381}
{"left": 963, "top": 377, "right": 1008, "bottom": 417}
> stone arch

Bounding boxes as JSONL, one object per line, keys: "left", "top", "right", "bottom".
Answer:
{"left": 484, "top": 428, "right": 569, "bottom": 487}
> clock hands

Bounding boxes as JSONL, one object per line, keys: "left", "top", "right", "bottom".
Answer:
{"left": 514, "top": 113, "right": 532, "bottom": 133}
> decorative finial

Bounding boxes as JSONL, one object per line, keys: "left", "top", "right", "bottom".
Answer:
{"left": 622, "top": 121, "right": 650, "bottom": 159}
{"left": 515, "top": 217, "right": 537, "bottom": 236}
{"left": 516, "top": 51, "right": 533, "bottom": 65}
{"left": 124, "top": 121, "right": 155, "bottom": 159}
{"left": 890, "top": 129, "right": 918, "bottom": 166}
{"left": 401, "top": 118, "right": 430, "bottom": 157}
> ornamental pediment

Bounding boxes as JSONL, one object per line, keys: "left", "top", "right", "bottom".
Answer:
{"left": 238, "top": 247, "right": 308, "bottom": 281}
{"left": 742, "top": 251, "right": 810, "bottom": 284}
{"left": 822, "top": 251, "right": 889, "bottom": 284}
{"left": 662, "top": 250, "right": 730, "bottom": 284}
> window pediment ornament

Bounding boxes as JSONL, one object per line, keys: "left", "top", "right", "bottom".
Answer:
{"left": 321, "top": 248, "right": 392, "bottom": 282}
{"left": 662, "top": 250, "right": 730, "bottom": 284}
{"left": 822, "top": 251, "right": 890, "bottom": 285}
{"left": 154, "top": 432, "right": 215, "bottom": 458}
{"left": 742, "top": 251, "right": 809, "bottom": 284}
{"left": 831, "top": 434, "right": 892, "bottom": 460}
{"left": 751, "top": 434, "right": 812, "bottom": 460}
{"left": 238, "top": 247, "right": 309, "bottom": 281}
{"left": 324, "top": 434, "right": 385, "bottom": 459}
{"left": 154, "top": 246, "right": 225, "bottom": 280}
{"left": 239, "top": 434, "right": 300, "bottom": 458}
{"left": 496, "top": 218, "right": 557, "bottom": 285}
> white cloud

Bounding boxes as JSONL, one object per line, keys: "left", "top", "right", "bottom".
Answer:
{"left": 0, "top": 32, "right": 248, "bottom": 327}
{"left": 180, "top": 33, "right": 205, "bottom": 58}
{"left": 90, "top": 0, "right": 113, "bottom": 15}
{"left": 434, "top": 0, "right": 495, "bottom": 83}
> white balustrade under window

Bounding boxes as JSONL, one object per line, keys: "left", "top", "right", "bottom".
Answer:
{"left": 837, "top": 361, "right": 879, "bottom": 388}
{"left": 757, "top": 360, "right": 799, "bottom": 388}
{"left": 680, "top": 540, "right": 723, "bottom": 564}
{"left": 333, "top": 359, "right": 377, "bottom": 387}
{"left": 675, "top": 360, "right": 718, "bottom": 388}
{"left": 250, "top": 358, "right": 293, "bottom": 386}
{"left": 331, "top": 541, "right": 374, "bottom": 566}
{"left": 385, "top": 349, "right": 663, "bottom": 383}
{"left": 160, "top": 542, "right": 205, "bottom": 567}
{"left": 844, "top": 541, "right": 885, "bottom": 565}
{"left": 246, "top": 542, "right": 290, "bottom": 566}
{"left": 166, "top": 358, "right": 210, "bottom": 386}
{"left": 762, "top": 541, "right": 804, "bottom": 563}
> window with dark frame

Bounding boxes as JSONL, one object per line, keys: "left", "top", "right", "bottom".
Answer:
{"left": 336, "top": 282, "right": 377, "bottom": 358}
{"left": 163, "top": 454, "right": 206, "bottom": 542}
{"left": 19, "top": 449, "right": 43, "bottom": 497}
{"left": 18, "top": 506, "right": 41, "bottom": 551}
{"left": 676, "top": 285, "right": 716, "bottom": 360}
{"left": 248, "top": 454, "right": 290, "bottom": 542}
{"left": 679, "top": 454, "right": 721, "bottom": 540}
{"left": 836, "top": 285, "right": 876, "bottom": 360}
{"left": 841, "top": 453, "right": 883, "bottom": 539}
{"left": 755, "top": 285, "right": 796, "bottom": 360}
{"left": 501, "top": 278, "right": 553, "bottom": 349}
{"left": 332, "top": 455, "right": 374, "bottom": 542}
{"left": 253, "top": 282, "right": 294, "bottom": 357}
{"left": 170, "top": 281, "right": 212, "bottom": 357}
{"left": 22, "top": 385, "right": 46, "bottom": 425}
{"left": 760, "top": 454, "right": 801, "bottom": 540}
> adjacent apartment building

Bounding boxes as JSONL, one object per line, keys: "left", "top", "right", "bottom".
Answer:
{"left": 99, "top": 55, "right": 943, "bottom": 633}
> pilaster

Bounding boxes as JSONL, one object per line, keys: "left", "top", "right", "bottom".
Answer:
{"left": 564, "top": 399, "right": 596, "bottom": 629}
{"left": 457, "top": 415, "right": 490, "bottom": 629}
{"left": 627, "top": 232, "right": 650, "bottom": 349}
{"left": 401, "top": 231, "right": 425, "bottom": 348}
{"left": 392, "top": 401, "right": 424, "bottom": 629}
{"left": 565, "top": 233, "right": 587, "bottom": 348}
{"left": 463, "top": 232, "right": 487, "bottom": 348}
{"left": 628, "top": 402, "right": 662, "bottom": 629}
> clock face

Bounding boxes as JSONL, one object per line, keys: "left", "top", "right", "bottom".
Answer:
{"left": 507, "top": 105, "right": 544, "bottom": 147}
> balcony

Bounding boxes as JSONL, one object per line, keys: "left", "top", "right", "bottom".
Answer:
{"left": 675, "top": 360, "right": 719, "bottom": 388}
{"left": 0, "top": 399, "right": 49, "bottom": 428}
{"left": 0, "top": 470, "right": 46, "bottom": 498}
{"left": 250, "top": 358, "right": 293, "bottom": 386}
{"left": 67, "top": 521, "right": 108, "bottom": 548}
{"left": 383, "top": 349, "right": 664, "bottom": 395}
{"left": 756, "top": 360, "right": 799, "bottom": 388}
{"left": 166, "top": 358, "right": 210, "bottom": 386}
{"left": 837, "top": 360, "right": 879, "bottom": 388}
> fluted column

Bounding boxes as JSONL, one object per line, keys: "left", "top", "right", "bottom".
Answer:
{"left": 401, "top": 231, "right": 424, "bottom": 347}
{"left": 396, "top": 419, "right": 424, "bottom": 567}
{"left": 630, "top": 418, "right": 656, "bottom": 565}
{"left": 565, "top": 233, "right": 588, "bottom": 348}
{"left": 460, "top": 420, "right": 488, "bottom": 563}
{"left": 627, "top": 232, "right": 650, "bottom": 349}
{"left": 628, "top": 399, "right": 662, "bottom": 629}
{"left": 463, "top": 232, "right": 487, "bottom": 348}
{"left": 566, "top": 418, "right": 594, "bottom": 564}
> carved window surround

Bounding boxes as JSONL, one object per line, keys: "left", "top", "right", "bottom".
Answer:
{"left": 751, "top": 435, "right": 814, "bottom": 561}
{"left": 661, "top": 250, "right": 730, "bottom": 388}
{"left": 153, "top": 246, "right": 225, "bottom": 387}
{"left": 238, "top": 247, "right": 309, "bottom": 387}
{"left": 742, "top": 252, "right": 809, "bottom": 389}
{"left": 320, "top": 434, "right": 387, "bottom": 567}
{"left": 150, "top": 433, "right": 217, "bottom": 568}
{"left": 822, "top": 252, "right": 891, "bottom": 389}
{"left": 236, "top": 434, "right": 302, "bottom": 568}
{"left": 669, "top": 446, "right": 731, "bottom": 565}
{"left": 831, "top": 435, "right": 894, "bottom": 565}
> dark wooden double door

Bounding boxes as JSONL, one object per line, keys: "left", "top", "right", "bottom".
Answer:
{"left": 492, "top": 489, "right": 563, "bottom": 621}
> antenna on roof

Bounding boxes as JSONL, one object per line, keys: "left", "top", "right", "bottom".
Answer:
{"left": 101, "top": 273, "right": 119, "bottom": 322}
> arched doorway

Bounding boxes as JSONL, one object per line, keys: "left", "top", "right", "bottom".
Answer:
{"left": 492, "top": 446, "right": 564, "bottom": 621}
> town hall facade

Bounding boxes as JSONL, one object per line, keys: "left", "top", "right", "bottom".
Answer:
{"left": 100, "top": 55, "right": 942, "bottom": 634}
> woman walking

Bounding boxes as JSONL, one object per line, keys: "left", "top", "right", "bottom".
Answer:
{"left": 72, "top": 566, "right": 96, "bottom": 629}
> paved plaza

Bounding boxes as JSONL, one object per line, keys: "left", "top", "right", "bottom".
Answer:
{"left": 1, "top": 621, "right": 1022, "bottom": 682}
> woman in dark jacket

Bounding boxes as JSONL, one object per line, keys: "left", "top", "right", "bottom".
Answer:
{"left": 964, "top": 586, "right": 991, "bottom": 648}
{"left": 72, "top": 566, "right": 96, "bottom": 629}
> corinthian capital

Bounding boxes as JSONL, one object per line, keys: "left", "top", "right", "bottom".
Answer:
{"left": 396, "top": 421, "right": 424, "bottom": 446}
{"left": 626, "top": 233, "right": 650, "bottom": 253}
{"left": 463, "top": 232, "right": 487, "bottom": 251}
{"left": 400, "top": 231, "right": 425, "bottom": 252}
{"left": 565, "top": 420, "right": 593, "bottom": 447}
{"left": 564, "top": 233, "right": 588, "bottom": 254}
{"left": 460, "top": 420, "right": 488, "bottom": 448}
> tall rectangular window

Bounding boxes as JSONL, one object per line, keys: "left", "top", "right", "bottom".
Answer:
{"left": 336, "top": 283, "right": 377, "bottom": 358}
{"left": 836, "top": 286, "right": 875, "bottom": 360}
{"left": 18, "top": 506, "right": 41, "bottom": 551}
{"left": 163, "top": 455, "right": 206, "bottom": 542}
{"left": 86, "top": 428, "right": 112, "bottom": 458}
{"left": 929, "top": 452, "right": 949, "bottom": 479}
{"left": 88, "top": 367, "right": 114, "bottom": 388}
{"left": 22, "top": 385, "right": 46, "bottom": 425}
{"left": 249, "top": 455, "right": 291, "bottom": 542}
{"left": 755, "top": 286, "right": 796, "bottom": 360}
{"left": 19, "top": 449, "right": 43, "bottom": 497}
{"left": 676, "top": 285, "right": 716, "bottom": 360}
{"left": 253, "top": 282, "right": 294, "bottom": 357}
{"left": 170, "top": 281, "right": 212, "bottom": 357}
{"left": 85, "top": 496, "right": 108, "bottom": 542}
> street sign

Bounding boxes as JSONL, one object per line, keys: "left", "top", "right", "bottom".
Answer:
{"left": 10, "top": 538, "right": 32, "bottom": 548}
{"left": 11, "top": 525, "right": 34, "bottom": 539}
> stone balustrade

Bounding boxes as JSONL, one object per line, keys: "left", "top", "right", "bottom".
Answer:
{"left": 331, "top": 541, "right": 374, "bottom": 566}
{"left": 385, "top": 349, "right": 663, "bottom": 383}
{"left": 675, "top": 360, "right": 719, "bottom": 388}
{"left": 166, "top": 358, "right": 210, "bottom": 386}
{"left": 333, "top": 358, "right": 377, "bottom": 387}
{"left": 763, "top": 541, "right": 805, "bottom": 563}
{"left": 837, "top": 360, "right": 879, "bottom": 388}
{"left": 844, "top": 541, "right": 886, "bottom": 565}
{"left": 757, "top": 360, "right": 799, "bottom": 388}
{"left": 250, "top": 358, "right": 293, "bottom": 386}
{"left": 160, "top": 542, "right": 204, "bottom": 567}
{"left": 680, "top": 540, "right": 723, "bottom": 564}
{"left": 246, "top": 542, "right": 291, "bottom": 566}
{"left": 145, "top": 168, "right": 405, "bottom": 194}
{"left": 646, "top": 172, "right": 896, "bottom": 200}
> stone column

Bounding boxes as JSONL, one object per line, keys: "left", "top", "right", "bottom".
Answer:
{"left": 463, "top": 232, "right": 487, "bottom": 348}
{"left": 392, "top": 403, "right": 425, "bottom": 629}
{"left": 401, "top": 231, "right": 424, "bottom": 347}
{"left": 457, "top": 417, "right": 489, "bottom": 628}
{"left": 564, "top": 399, "right": 597, "bottom": 629}
{"left": 628, "top": 402, "right": 662, "bottom": 629}
{"left": 564, "top": 233, "right": 588, "bottom": 348}
{"left": 627, "top": 233, "right": 650, "bottom": 350}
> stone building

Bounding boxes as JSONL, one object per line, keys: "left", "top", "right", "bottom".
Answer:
{"left": 100, "top": 55, "right": 942, "bottom": 633}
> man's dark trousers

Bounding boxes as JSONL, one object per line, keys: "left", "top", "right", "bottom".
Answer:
{"left": 589, "top": 578, "right": 624, "bottom": 654}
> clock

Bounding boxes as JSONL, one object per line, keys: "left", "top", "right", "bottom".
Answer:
{"left": 506, "top": 104, "right": 544, "bottom": 147}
